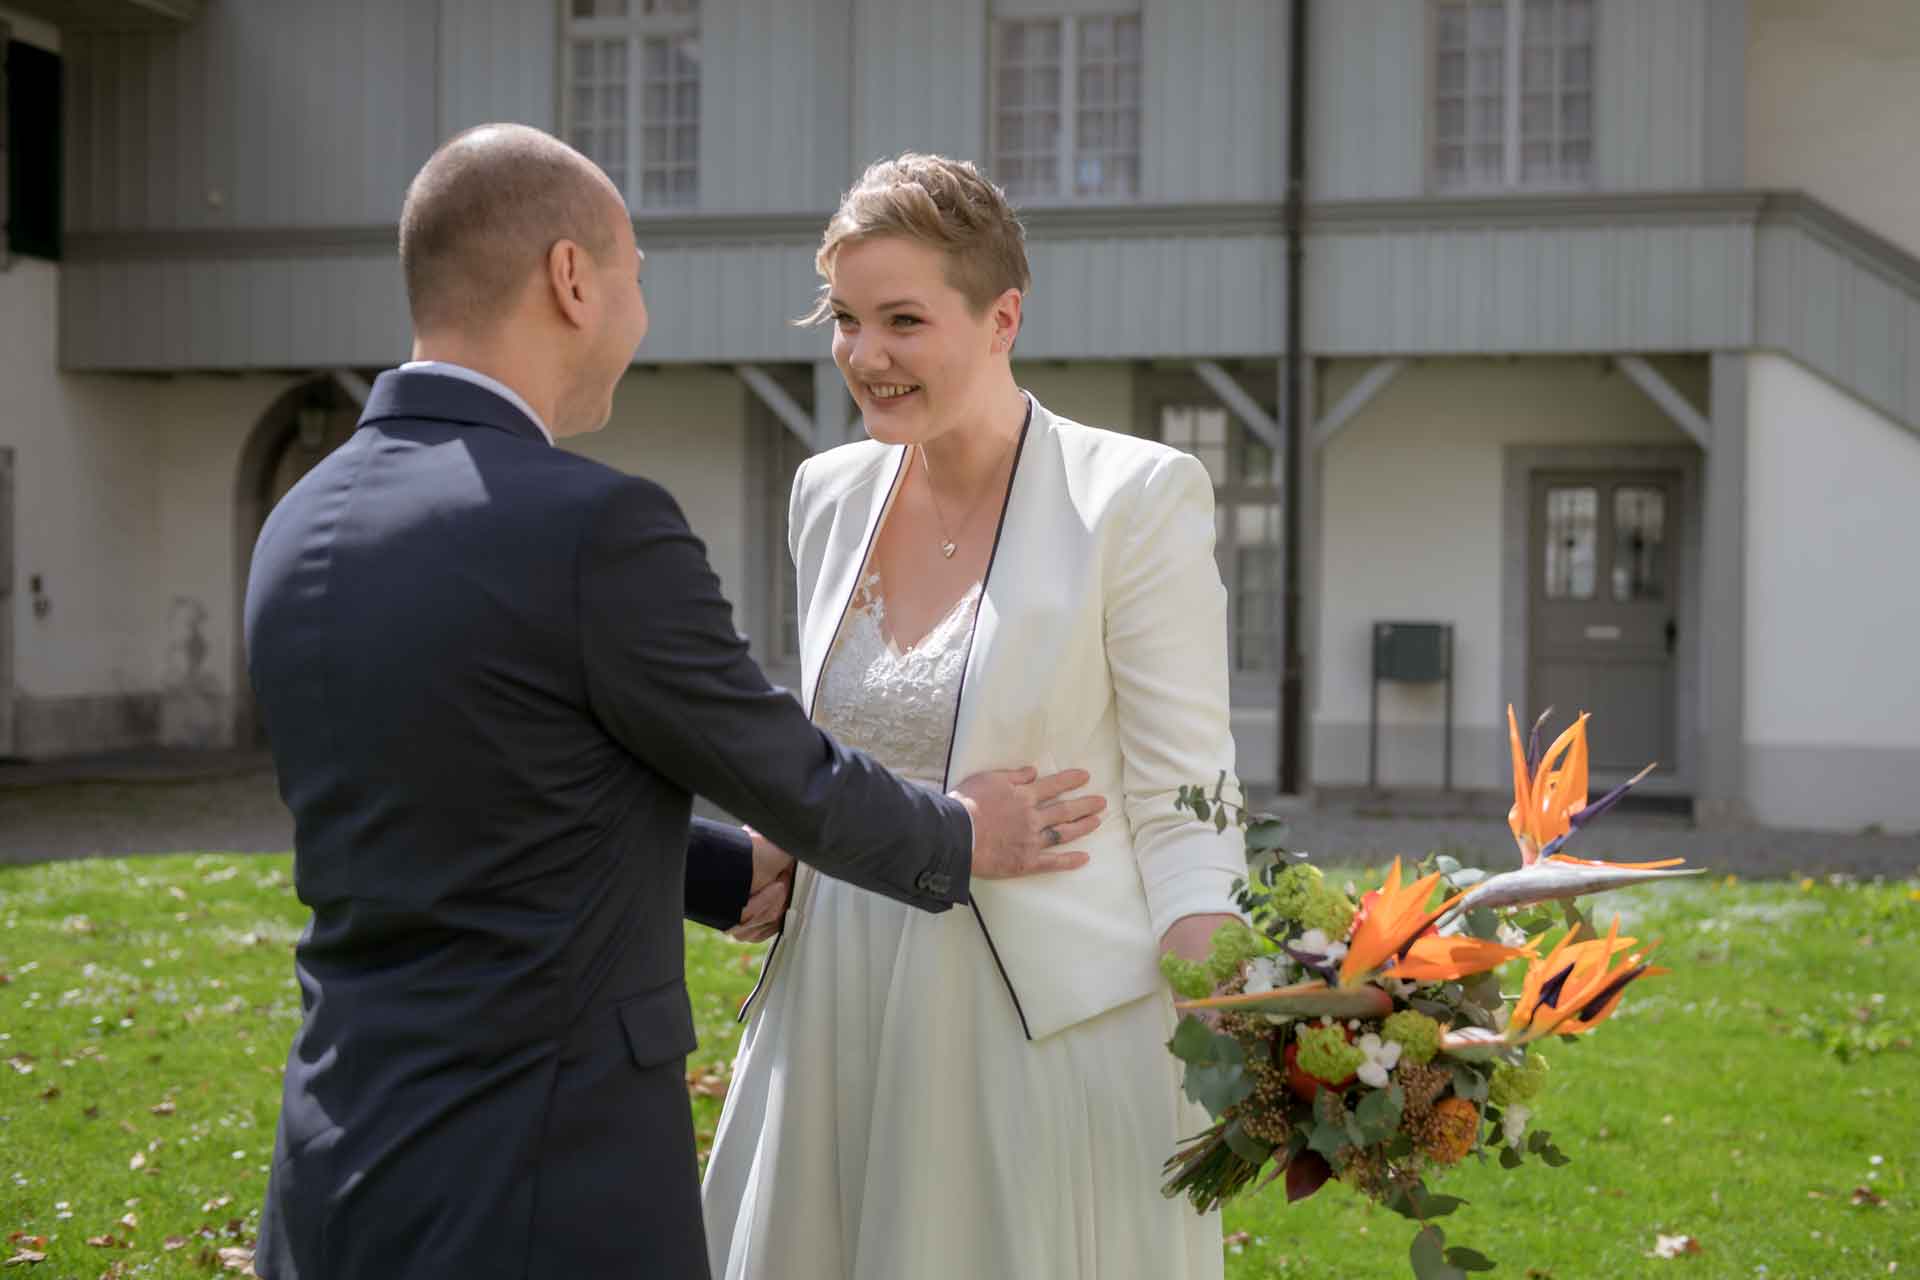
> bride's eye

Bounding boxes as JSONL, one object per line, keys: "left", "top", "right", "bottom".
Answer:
{"left": 890, "top": 315, "right": 922, "bottom": 329}
{"left": 833, "top": 312, "right": 857, "bottom": 329}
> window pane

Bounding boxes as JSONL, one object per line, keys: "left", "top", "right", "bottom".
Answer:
{"left": 1611, "top": 487, "right": 1666, "bottom": 602}
{"left": 602, "top": 84, "right": 627, "bottom": 121}
{"left": 572, "top": 41, "right": 596, "bottom": 79}
{"left": 1115, "top": 16, "right": 1141, "bottom": 60}
{"left": 1162, "top": 406, "right": 1229, "bottom": 486}
{"left": 1544, "top": 486, "right": 1598, "bottom": 600}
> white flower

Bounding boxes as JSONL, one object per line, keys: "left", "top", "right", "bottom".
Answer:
{"left": 1294, "top": 928, "right": 1349, "bottom": 964}
{"left": 1354, "top": 1033, "right": 1403, "bottom": 1088}
{"left": 1502, "top": 1103, "right": 1532, "bottom": 1147}
{"left": 1243, "top": 955, "right": 1282, "bottom": 996}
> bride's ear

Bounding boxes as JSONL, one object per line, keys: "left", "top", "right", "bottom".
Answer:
{"left": 991, "top": 287, "right": 1023, "bottom": 355}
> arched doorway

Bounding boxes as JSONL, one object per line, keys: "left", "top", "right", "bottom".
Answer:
{"left": 230, "top": 374, "right": 368, "bottom": 746}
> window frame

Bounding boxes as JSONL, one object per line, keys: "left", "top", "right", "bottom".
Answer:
{"left": 1426, "top": 0, "right": 1595, "bottom": 195}
{"left": 988, "top": 11, "right": 1144, "bottom": 206}
{"left": 562, "top": 0, "right": 701, "bottom": 211}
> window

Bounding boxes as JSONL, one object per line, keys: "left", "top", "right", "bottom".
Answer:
{"left": 1158, "top": 404, "right": 1279, "bottom": 677}
{"left": 991, "top": 14, "right": 1142, "bottom": 202}
{"left": 1431, "top": 0, "right": 1591, "bottom": 192}
{"left": 4, "top": 36, "right": 61, "bottom": 262}
{"left": 564, "top": 0, "right": 700, "bottom": 209}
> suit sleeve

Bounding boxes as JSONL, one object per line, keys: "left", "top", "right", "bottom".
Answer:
{"left": 579, "top": 477, "right": 972, "bottom": 913}
{"left": 684, "top": 817, "right": 753, "bottom": 931}
{"left": 1105, "top": 452, "right": 1250, "bottom": 939}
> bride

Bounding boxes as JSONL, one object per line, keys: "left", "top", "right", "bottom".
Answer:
{"left": 701, "top": 154, "right": 1246, "bottom": 1280}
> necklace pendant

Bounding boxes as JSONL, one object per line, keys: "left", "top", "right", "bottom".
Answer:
{"left": 940, "top": 539, "right": 957, "bottom": 559}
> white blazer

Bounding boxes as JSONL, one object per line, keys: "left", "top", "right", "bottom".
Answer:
{"left": 754, "top": 395, "right": 1247, "bottom": 1041}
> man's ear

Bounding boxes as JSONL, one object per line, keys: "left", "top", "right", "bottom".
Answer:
{"left": 547, "top": 238, "right": 593, "bottom": 330}
{"left": 992, "top": 287, "right": 1023, "bottom": 352}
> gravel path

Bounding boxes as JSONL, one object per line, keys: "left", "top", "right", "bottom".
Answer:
{"left": 2, "top": 756, "right": 1914, "bottom": 880}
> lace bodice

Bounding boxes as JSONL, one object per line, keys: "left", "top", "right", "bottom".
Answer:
{"left": 814, "top": 573, "right": 983, "bottom": 787}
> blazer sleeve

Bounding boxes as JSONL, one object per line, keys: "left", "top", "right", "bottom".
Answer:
{"left": 1105, "top": 451, "right": 1250, "bottom": 939}
{"left": 578, "top": 476, "right": 972, "bottom": 913}
{"left": 684, "top": 816, "right": 753, "bottom": 931}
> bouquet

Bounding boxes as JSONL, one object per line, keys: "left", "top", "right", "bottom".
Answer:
{"left": 1160, "top": 708, "right": 1704, "bottom": 1277}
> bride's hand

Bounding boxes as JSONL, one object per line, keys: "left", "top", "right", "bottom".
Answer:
{"left": 731, "top": 827, "right": 794, "bottom": 943}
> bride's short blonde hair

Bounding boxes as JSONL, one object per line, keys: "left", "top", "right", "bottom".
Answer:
{"left": 805, "top": 153, "right": 1032, "bottom": 323}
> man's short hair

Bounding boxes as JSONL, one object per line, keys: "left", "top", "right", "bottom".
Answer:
{"left": 399, "top": 124, "right": 621, "bottom": 334}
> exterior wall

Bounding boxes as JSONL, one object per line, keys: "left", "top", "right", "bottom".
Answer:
{"left": 1743, "top": 353, "right": 1920, "bottom": 832}
{"left": 1310, "top": 0, "right": 1730, "bottom": 201}
{"left": 63, "top": 0, "right": 438, "bottom": 233}
{"left": 1013, "top": 361, "right": 1139, "bottom": 436}
{"left": 1310, "top": 356, "right": 1692, "bottom": 788}
{"left": 1747, "top": 0, "right": 1920, "bottom": 262}
{"left": 562, "top": 367, "right": 754, "bottom": 622}
{"left": 2, "top": 256, "right": 294, "bottom": 755}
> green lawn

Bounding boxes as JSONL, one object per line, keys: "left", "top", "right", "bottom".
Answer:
{"left": 1, "top": 855, "right": 1913, "bottom": 1278}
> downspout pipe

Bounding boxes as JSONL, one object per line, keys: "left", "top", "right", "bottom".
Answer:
{"left": 1279, "top": 0, "right": 1308, "bottom": 795}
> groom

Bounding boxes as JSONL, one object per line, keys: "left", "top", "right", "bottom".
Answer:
{"left": 245, "top": 124, "right": 1092, "bottom": 1280}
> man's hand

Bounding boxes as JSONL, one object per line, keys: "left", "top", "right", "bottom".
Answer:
{"left": 952, "top": 767, "right": 1106, "bottom": 880}
{"left": 730, "top": 826, "right": 793, "bottom": 943}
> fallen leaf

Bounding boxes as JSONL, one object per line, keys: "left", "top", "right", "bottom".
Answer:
{"left": 1852, "top": 1186, "right": 1888, "bottom": 1207}
{"left": 201, "top": 1195, "right": 233, "bottom": 1213}
{"left": 3, "top": 1238, "right": 46, "bottom": 1251}
{"left": 150, "top": 1101, "right": 175, "bottom": 1117}
{"left": 2, "top": 1248, "right": 46, "bottom": 1265}
{"left": 1526, "top": 1270, "right": 1555, "bottom": 1279}
{"left": 213, "top": 1245, "right": 255, "bottom": 1273}
{"left": 1223, "top": 1231, "right": 1252, "bottom": 1248}
{"left": 128, "top": 1152, "right": 147, "bottom": 1171}
{"left": 163, "top": 1237, "right": 188, "bottom": 1251}
{"left": 1649, "top": 1234, "right": 1703, "bottom": 1258}
{"left": 84, "top": 1235, "right": 130, "bottom": 1249}
{"left": 685, "top": 1069, "right": 730, "bottom": 1100}
{"left": 1808, "top": 1190, "right": 1829, "bottom": 1200}
{"left": 83, "top": 1106, "right": 100, "bottom": 1119}
{"left": 118, "top": 1212, "right": 138, "bottom": 1230}
{"left": 37, "top": 1087, "right": 59, "bottom": 1102}
{"left": 5, "top": 1056, "right": 33, "bottom": 1076}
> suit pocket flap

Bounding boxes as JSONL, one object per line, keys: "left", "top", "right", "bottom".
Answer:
{"left": 615, "top": 980, "right": 698, "bottom": 1070}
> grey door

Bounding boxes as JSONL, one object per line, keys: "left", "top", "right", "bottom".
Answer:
{"left": 0, "top": 448, "right": 13, "bottom": 757}
{"left": 1528, "top": 470, "right": 1680, "bottom": 773}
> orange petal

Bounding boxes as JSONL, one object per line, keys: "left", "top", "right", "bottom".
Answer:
{"left": 1386, "top": 934, "right": 1533, "bottom": 982}
{"left": 1507, "top": 706, "right": 1532, "bottom": 847}
{"left": 1545, "top": 854, "right": 1689, "bottom": 870}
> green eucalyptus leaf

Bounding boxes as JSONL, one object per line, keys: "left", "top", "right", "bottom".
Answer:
{"left": 1463, "top": 905, "right": 1501, "bottom": 938}
{"left": 1246, "top": 820, "right": 1291, "bottom": 852}
{"left": 1192, "top": 796, "right": 1212, "bottom": 822}
{"left": 1450, "top": 1064, "right": 1491, "bottom": 1106}
{"left": 1446, "top": 1245, "right": 1497, "bottom": 1272}
{"left": 1168, "top": 1016, "right": 1226, "bottom": 1064}
{"left": 1353, "top": 1084, "right": 1404, "bottom": 1145}
{"left": 1499, "top": 1144, "right": 1524, "bottom": 1170}
{"left": 1410, "top": 1227, "right": 1467, "bottom": 1280}
{"left": 1433, "top": 855, "right": 1462, "bottom": 876}
{"left": 1306, "top": 1117, "right": 1352, "bottom": 1164}
{"left": 1527, "top": 1129, "right": 1572, "bottom": 1167}
{"left": 1223, "top": 1118, "right": 1275, "bottom": 1166}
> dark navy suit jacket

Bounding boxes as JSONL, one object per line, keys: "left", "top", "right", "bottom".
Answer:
{"left": 245, "top": 369, "right": 971, "bottom": 1278}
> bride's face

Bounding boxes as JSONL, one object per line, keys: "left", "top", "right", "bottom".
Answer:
{"left": 827, "top": 235, "right": 1011, "bottom": 446}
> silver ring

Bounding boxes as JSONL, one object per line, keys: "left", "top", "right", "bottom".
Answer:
{"left": 1041, "top": 826, "right": 1062, "bottom": 847}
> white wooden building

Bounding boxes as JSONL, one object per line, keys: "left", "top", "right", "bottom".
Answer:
{"left": 2, "top": 0, "right": 1917, "bottom": 833}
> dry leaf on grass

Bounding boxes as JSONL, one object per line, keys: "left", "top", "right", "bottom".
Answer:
{"left": 127, "top": 1152, "right": 146, "bottom": 1172}
{"left": 3, "top": 1238, "right": 45, "bottom": 1251}
{"left": 162, "top": 1237, "right": 188, "bottom": 1252}
{"left": 1223, "top": 1231, "right": 1252, "bottom": 1249}
{"left": 150, "top": 1100, "right": 176, "bottom": 1117}
{"left": 201, "top": 1196, "right": 233, "bottom": 1213}
{"left": 2, "top": 1248, "right": 45, "bottom": 1266}
{"left": 84, "top": 1235, "right": 130, "bottom": 1249}
{"left": 1649, "top": 1234, "right": 1704, "bottom": 1258}
{"left": 36, "top": 1088, "right": 58, "bottom": 1102}
{"left": 685, "top": 1069, "right": 730, "bottom": 1100}
{"left": 118, "top": 1213, "right": 137, "bottom": 1231}
{"left": 1852, "top": 1186, "right": 1888, "bottom": 1207}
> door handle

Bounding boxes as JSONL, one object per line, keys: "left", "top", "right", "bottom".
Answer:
{"left": 1665, "top": 618, "right": 1678, "bottom": 655}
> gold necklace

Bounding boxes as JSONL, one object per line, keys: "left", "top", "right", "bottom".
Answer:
{"left": 918, "top": 440, "right": 1011, "bottom": 559}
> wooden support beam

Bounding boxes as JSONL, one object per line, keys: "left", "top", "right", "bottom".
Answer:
{"left": 1192, "top": 360, "right": 1282, "bottom": 452}
{"left": 735, "top": 364, "right": 814, "bottom": 450}
{"left": 1311, "top": 358, "right": 1406, "bottom": 451}
{"left": 1614, "top": 355, "right": 1711, "bottom": 449}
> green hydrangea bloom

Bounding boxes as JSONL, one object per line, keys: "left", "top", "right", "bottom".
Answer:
{"left": 1295, "top": 1023, "right": 1365, "bottom": 1084}
{"left": 1380, "top": 1009, "right": 1443, "bottom": 1065}
{"left": 1267, "top": 865, "right": 1357, "bottom": 937}
{"left": 1204, "top": 920, "right": 1265, "bottom": 986}
{"left": 1489, "top": 1053, "right": 1550, "bottom": 1106}
{"left": 1159, "top": 952, "right": 1213, "bottom": 1002}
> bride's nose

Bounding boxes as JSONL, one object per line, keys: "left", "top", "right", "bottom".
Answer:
{"left": 844, "top": 329, "right": 890, "bottom": 377}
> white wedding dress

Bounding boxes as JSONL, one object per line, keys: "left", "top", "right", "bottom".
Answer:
{"left": 701, "top": 574, "right": 1222, "bottom": 1280}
